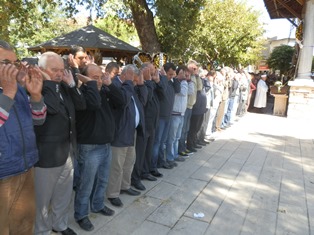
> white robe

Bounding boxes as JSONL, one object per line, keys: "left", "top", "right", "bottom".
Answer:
{"left": 254, "top": 79, "right": 268, "bottom": 108}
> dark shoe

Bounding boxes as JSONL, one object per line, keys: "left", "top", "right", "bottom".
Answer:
{"left": 196, "top": 141, "right": 206, "bottom": 146}
{"left": 108, "top": 197, "right": 123, "bottom": 207}
{"left": 52, "top": 228, "right": 77, "bottom": 235}
{"left": 187, "top": 147, "right": 197, "bottom": 153}
{"left": 174, "top": 156, "right": 186, "bottom": 162}
{"left": 94, "top": 206, "right": 115, "bottom": 216}
{"left": 162, "top": 161, "right": 174, "bottom": 169}
{"left": 194, "top": 144, "right": 202, "bottom": 149}
{"left": 121, "top": 188, "right": 141, "bottom": 196}
{"left": 52, "top": 227, "right": 77, "bottom": 235}
{"left": 167, "top": 160, "right": 177, "bottom": 167}
{"left": 179, "top": 151, "right": 189, "bottom": 157}
{"left": 150, "top": 170, "right": 163, "bottom": 177}
{"left": 131, "top": 181, "right": 146, "bottom": 191}
{"left": 76, "top": 217, "right": 94, "bottom": 232}
{"left": 142, "top": 174, "right": 157, "bottom": 181}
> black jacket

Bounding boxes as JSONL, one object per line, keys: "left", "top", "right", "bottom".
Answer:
{"left": 76, "top": 81, "right": 124, "bottom": 144}
{"left": 144, "top": 80, "right": 165, "bottom": 131}
{"left": 110, "top": 77, "right": 148, "bottom": 147}
{"left": 34, "top": 80, "right": 86, "bottom": 168}
{"left": 158, "top": 76, "right": 181, "bottom": 120}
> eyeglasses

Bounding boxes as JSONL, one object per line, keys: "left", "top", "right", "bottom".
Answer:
{"left": 0, "top": 59, "right": 22, "bottom": 69}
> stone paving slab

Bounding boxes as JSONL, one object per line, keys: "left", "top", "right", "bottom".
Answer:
{"left": 168, "top": 216, "right": 209, "bottom": 235}
{"left": 147, "top": 178, "right": 207, "bottom": 227}
{"left": 62, "top": 112, "right": 314, "bottom": 235}
{"left": 131, "top": 221, "right": 170, "bottom": 235}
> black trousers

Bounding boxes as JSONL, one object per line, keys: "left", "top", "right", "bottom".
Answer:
{"left": 131, "top": 128, "right": 155, "bottom": 183}
{"left": 186, "top": 114, "right": 204, "bottom": 149}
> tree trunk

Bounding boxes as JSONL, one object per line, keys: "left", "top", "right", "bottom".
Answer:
{"left": 125, "top": 0, "right": 161, "bottom": 53}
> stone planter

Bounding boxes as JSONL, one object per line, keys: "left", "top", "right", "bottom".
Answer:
{"left": 270, "top": 85, "right": 289, "bottom": 116}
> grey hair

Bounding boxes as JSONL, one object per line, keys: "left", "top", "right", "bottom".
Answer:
{"left": 38, "top": 51, "right": 63, "bottom": 69}
{"left": 187, "top": 59, "right": 199, "bottom": 67}
{"left": 122, "top": 64, "right": 141, "bottom": 77}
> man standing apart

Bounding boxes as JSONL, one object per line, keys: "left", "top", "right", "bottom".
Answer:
{"left": 0, "top": 40, "right": 47, "bottom": 235}
{"left": 34, "top": 52, "right": 86, "bottom": 235}
{"left": 254, "top": 74, "right": 268, "bottom": 113}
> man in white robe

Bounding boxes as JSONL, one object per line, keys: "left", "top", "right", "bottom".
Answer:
{"left": 254, "top": 74, "right": 268, "bottom": 112}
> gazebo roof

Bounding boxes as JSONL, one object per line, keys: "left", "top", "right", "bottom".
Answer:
{"left": 263, "top": 0, "right": 304, "bottom": 19}
{"left": 28, "top": 25, "right": 140, "bottom": 59}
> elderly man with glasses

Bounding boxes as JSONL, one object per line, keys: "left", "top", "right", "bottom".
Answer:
{"left": 0, "top": 40, "right": 47, "bottom": 235}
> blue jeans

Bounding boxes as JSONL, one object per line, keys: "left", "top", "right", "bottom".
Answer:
{"left": 166, "top": 115, "right": 184, "bottom": 161}
{"left": 151, "top": 118, "right": 170, "bottom": 170}
{"left": 178, "top": 108, "right": 192, "bottom": 153}
{"left": 223, "top": 98, "right": 234, "bottom": 126}
{"left": 74, "top": 144, "right": 112, "bottom": 221}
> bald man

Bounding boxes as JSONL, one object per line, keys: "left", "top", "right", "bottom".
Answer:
{"left": 74, "top": 64, "right": 124, "bottom": 231}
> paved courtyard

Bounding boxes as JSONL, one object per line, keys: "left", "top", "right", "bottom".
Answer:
{"left": 65, "top": 111, "right": 314, "bottom": 235}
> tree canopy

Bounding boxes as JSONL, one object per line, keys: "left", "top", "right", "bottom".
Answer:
{"left": 1, "top": 0, "right": 265, "bottom": 67}
{"left": 267, "top": 45, "right": 295, "bottom": 75}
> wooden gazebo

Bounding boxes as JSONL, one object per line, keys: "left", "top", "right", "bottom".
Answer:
{"left": 28, "top": 25, "right": 140, "bottom": 64}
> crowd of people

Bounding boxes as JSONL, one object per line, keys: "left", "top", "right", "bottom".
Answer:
{"left": 0, "top": 40, "right": 269, "bottom": 235}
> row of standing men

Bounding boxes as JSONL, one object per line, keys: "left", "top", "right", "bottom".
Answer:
{"left": 0, "top": 41, "right": 257, "bottom": 235}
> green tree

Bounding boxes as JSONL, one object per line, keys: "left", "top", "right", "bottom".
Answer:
{"left": 188, "top": 0, "right": 264, "bottom": 66}
{"left": 155, "top": 0, "right": 204, "bottom": 58}
{"left": 95, "top": 0, "right": 139, "bottom": 46}
{"left": 267, "top": 45, "right": 295, "bottom": 75}
{"left": 9, "top": 6, "right": 83, "bottom": 58}
{"left": 0, "top": 0, "right": 58, "bottom": 42}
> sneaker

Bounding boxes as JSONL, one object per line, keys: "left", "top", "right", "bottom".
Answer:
{"left": 185, "top": 149, "right": 194, "bottom": 155}
{"left": 186, "top": 147, "right": 197, "bottom": 153}
{"left": 179, "top": 151, "right": 189, "bottom": 157}
{"left": 77, "top": 217, "right": 94, "bottom": 231}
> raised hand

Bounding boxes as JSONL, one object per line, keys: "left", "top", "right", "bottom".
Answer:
{"left": 36, "top": 65, "right": 51, "bottom": 81}
{"left": 152, "top": 69, "right": 160, "bottom": 83}
{"left": 102, "top": 72, "right": 111, "bottom": 86}
{"left": 68, "top": 54, "right": 79, "bottom": 68}
{"left": 142, "top": 67, "right": 151, "bottom": 81}
{"left": 137, "top": 71, "right": 144, "bottom": 85}
{"left": 159, "top": 67, "right": 166, "bottom": 76}
{"left": 177, "top": 69, "right": 186, "bottom": 80}
{"left": 16, "top": 62, "right": 28, "bottom": 86}
{"left": 62, "top": 69, "right": 75, "bottom": 86}
{"left": 76, "top": 73, "right": 92, "bottom": 84}
{"left": 0, "top": 64, "right": 18, "bottom": 99}
{"left": 26, "top": 67, "right": 43, "bottom": 102}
